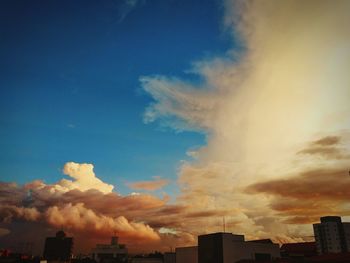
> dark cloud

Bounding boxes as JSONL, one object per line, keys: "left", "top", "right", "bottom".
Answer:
{"left": 246, "top": 167, "right": 350, "bottom": 224}
{"left": 297, "top": 135, "right": 349, "bottom": 159}
{"left": 313, "top": 136, "right": 341, "bottom": 146}
{"left": 246, "top": 168, "right": 350, "bottom": 201}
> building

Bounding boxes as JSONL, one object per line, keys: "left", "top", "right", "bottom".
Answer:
{"left": 175, "top": 233, "right": 280, "bottom": 263}
{"left": 43, "top": 230, "right": 73, "bottom": 262}
{"left": 280, "top": 242, "right": 317, "bottom": 259}
{"left": 313, "top": 216, "right": 350, "bottom": 254}
{"left": 130, "top": 258, "right": 162, "bottom": 263}
{"left": 198, "top": 233, "right": 280, "bottom": 263}
{"left": 344, "top": 222, "right": 350, "bottom": 251}
{"left": 91, "top": 236, "right": 127, "bottom": 263}
{"left": 163, "top": 252, "right": 175, "bottom": 263}
{"left": 175, "top": 246, "right": 198, "bottom": 263}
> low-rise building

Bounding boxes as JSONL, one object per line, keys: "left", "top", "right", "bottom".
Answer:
{"left": 175, "top": 246, "right": 198, "bottom": 263}
{"left": 198, "top": 233, "right": 280, "bottom": 263}
{"left": 175, "top": 233, "right": 280, "bottom": 263}
{"left": 91, "top": 237, "right": 127, "bottom": 263}
{"left": 280, "top": 242, "right": 317, "bottom": 259}
{"left": 163, "top": 252, "right": 175, "bottom": 263}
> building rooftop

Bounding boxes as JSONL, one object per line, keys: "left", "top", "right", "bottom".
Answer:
{"left": 247, "top": 239, "right": 274, "bottom": 244}
{"left": 320, "top": 216, "right": 342, "bottom": 223}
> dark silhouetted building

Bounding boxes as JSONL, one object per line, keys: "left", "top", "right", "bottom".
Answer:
{"left": 313, "top": 216, "right": 350, "bottom": 255}
{"left": 197, "top": 232, "right": 280, "bottom": 263}
{"left": 280, "top": 242, "right": 317, "bottom": 259}
{"left": 163, "top": 252, "right": 175, "bottom": 263}
{"left": 175, "top": 246, "right": 198, "bottom": 263}
{"left": 43, "top": 230, "right": 73, "bottom": 262}
{"left": 91, "top": 236, "right": 127, "bottom": 263}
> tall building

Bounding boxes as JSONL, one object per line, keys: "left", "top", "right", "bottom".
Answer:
{"left": 344, "top": 222, "right": 350, "bottom": 251}
{"left": 43, "top": 230, "right": 73, "bottom": 262}
{"left": 91, "top": 236, "right": 128, "bottom": 263}
{"left": 313, "top": 216, "right": 350, "bottom": 254}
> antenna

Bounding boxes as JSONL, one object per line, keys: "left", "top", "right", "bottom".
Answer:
{"left": 223, "top": 217, "right": 226, "bottom": 233}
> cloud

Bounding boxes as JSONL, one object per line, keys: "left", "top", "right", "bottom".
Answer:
{"left": 45, "top": 203, "right": 159, "bottom": 241}
{"left": 116, "top": 0, "right": 145, "bottom": 23}
{"left": 0, "top": 163, "right": 200, "bottom": 252}
{"left": 0, "top": 205, "right": 41, "bottom": 223}
{"left": 297, "top": 135, "right": 350, "bottom": 159}
{"left": 127, "top": 177, "right": 169, "bottom": 191}
{"left": 246, "top": 167, "right": 350, "bottom": 224}
{"left": 141, "top": 0, "right": 350, "bottom": 241}
{"left": 246, "top": 168, "right": 350, "bottom": 201}
{"left": 312, "top": 136, "right": 341, "bottom": 146}
{"left": 59, "top": 162, "right": 114, "bottom": 194}
{"left": 0, "top": 162, "right": 170, "bottom": 252}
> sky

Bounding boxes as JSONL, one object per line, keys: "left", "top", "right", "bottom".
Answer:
{"left": 1, "top": 0, "right": 350, "bottom": 255}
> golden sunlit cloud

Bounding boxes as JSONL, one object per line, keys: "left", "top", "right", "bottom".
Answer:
{"left": 141, "top": 0, "right": 350, "bottom": 241}
{"left": 127, "top": 177, "right": 170, "bottom": 191}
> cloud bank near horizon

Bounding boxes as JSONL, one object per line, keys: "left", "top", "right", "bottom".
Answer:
{"left": 0, "top": 162, "right": 203, "bottom": 252}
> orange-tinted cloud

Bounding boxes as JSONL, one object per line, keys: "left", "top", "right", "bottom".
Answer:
{"left": 312, "top": 136, "right": 341, "bottom": 146}
{"left": 246, "top": 168, "right": 350, "bottom": 201}
{"left": 0, "top": 205, "right": 41, "bottom": 223}
{"left": 127, "top": 177, "right": 169, "bottom": 191}
{"left": 246, "top": 167, "right": 350, "bottom": 224}
{"left": 297, "top": 135, "right": 350, "bottom": 159}
{"left": 45, "top": 203, "right": 160, "bottom": 241}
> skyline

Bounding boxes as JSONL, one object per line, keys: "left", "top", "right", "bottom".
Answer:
{"left": 1, "top": 0, "right": 350, "bottom": 254}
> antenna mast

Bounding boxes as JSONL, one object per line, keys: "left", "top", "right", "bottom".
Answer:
{"left": 223, "top": 217, "right": 226, "bottom": 233}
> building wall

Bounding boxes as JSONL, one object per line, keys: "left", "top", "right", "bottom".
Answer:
{"left": 313, "top": 216, "right": 349, "bottom": 254}
{"left": 343, "top": 223, "right": 350, "bottom": 252}
{"left": 198, "top": 233, "right": 280, "bottom": 263}
{"left": 175, "top": 246, "right": 198, "bottom": 263}
{"left": 198, "top": 233, "right": 224, "bottom": 263}
{"left": 131, "top": 259, "right": 162, "bottom": 263}
{"left": 223, "top": 238, "right": 280, "bottom": 263}
{"left": 164, "top": 252, "right": 175, "bottom": 263}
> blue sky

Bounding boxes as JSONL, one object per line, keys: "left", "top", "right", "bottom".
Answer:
{"left": 0, "top": 0, "right": 232, "bottom": 195}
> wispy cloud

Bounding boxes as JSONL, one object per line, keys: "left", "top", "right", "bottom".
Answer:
{"left": 141, "top": 0, "right": 350, "bottom": 241}
{"left": 127, "top": 177, "right": 170, "bottom": 191}
{"left": 297, "top": 135, "right": 350, "bottom": 159}
{"left": 116, "top": 0, "right": 145, "bottom": 23}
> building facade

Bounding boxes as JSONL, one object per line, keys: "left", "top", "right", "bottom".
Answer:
{"left": 313, "top": 216, "right": 350, "bottom": 254}
{"left": 175, "top": 246, "right": 198, "bottom": 263}
{"left": 91, "top": 236, "right": 127, "bottom": 263}
{"left": 163, "top": 252, "right": 175, "bottom": 263}
{"left": 175, "top": 232, "right": 280, "bottom": 263}
{"left": 43, "top": 231, "right": 73, "bottom": 263}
